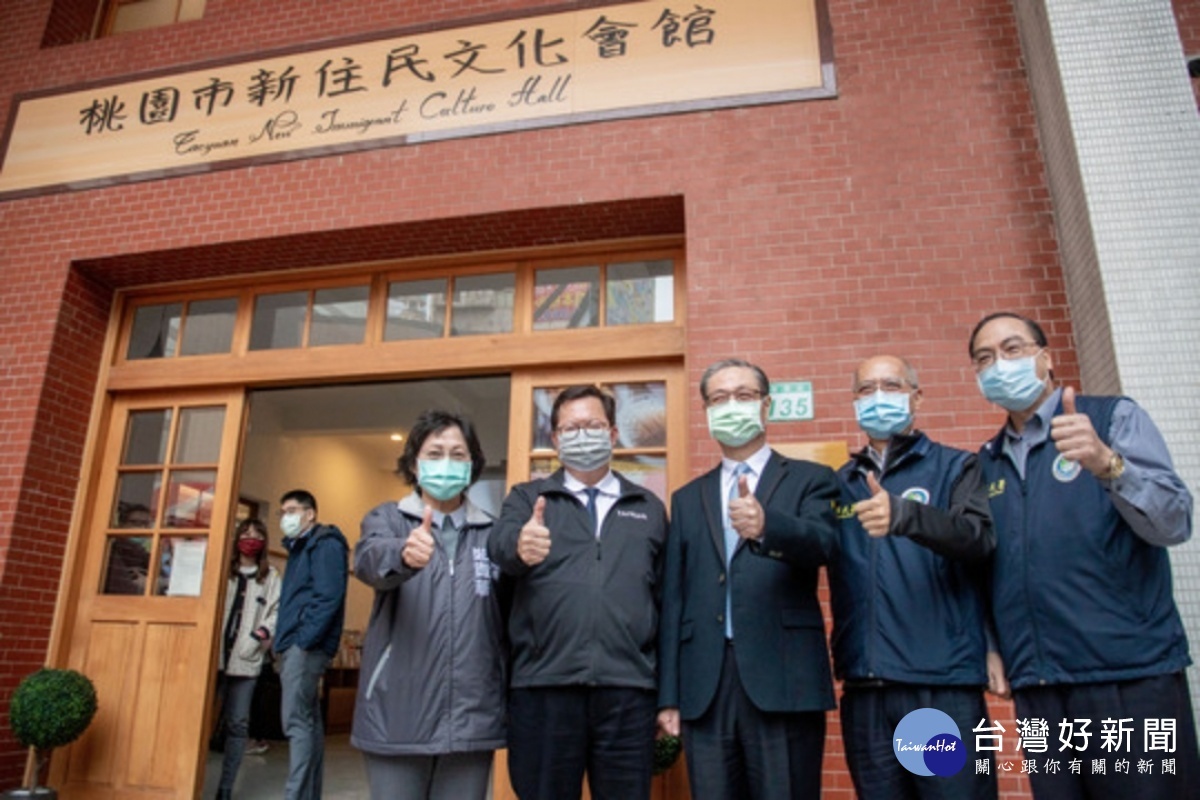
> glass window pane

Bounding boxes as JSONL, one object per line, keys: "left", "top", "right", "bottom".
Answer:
{"left": 102, "top": 536, "right": 151, "bottom": 595}
{"left": 310, "top": 286, "right": 369, "bottom": 347}
{"left": 534, "top": 266, "right": 600, "bottom": 330}
{"left": 164, "top": 470, "right": 217, "bottom": 528}
{"left": 532, "top": 386, "right": 566, "bottom": 451}
{"left": 607, "top": 260, "right": 674, "bottom": 325}
{"left": 122, "top": 409, "right": 172, "bottom": 465}
{"left": 113, "top": 473, "right": 163, "bottom": 528}
{"left": 155, "top": 536, "right": 207, "bottom": 597}
{"left": 611, "top": 455, "right": 667, "bottom": 503}
{"left": 250, "top": 291, "right": 307, "bottom": 350}
{"left": 174, "top": 407, "right": 225, "bottom": 464}
{"left": 612, "top": 382, "right": 667, "bottom": 448}
{"left": 451, "top": 273, "right": 515, "bottom": 336}
{"left": 127, "top": 303, "right": 182, "bottom": 359}
{"left": 385, "top": 279, "right": 447, "bottom": 340}
{"left": 179, "top": 297, "right": 237, "bottom": 356}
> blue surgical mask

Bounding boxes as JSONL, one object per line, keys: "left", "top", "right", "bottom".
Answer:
{"left": 280, "top": 512, "right": 305, "bottom": 539}
{"left": 977, "top": 354, "right": 1046, "bottom": 412}
{"left": 557, "top": 428, "right": 613, "bottom": 473}
{"left": 706, "top": 400, "right": 765, "bottom": 448}
{"left": 854, "top": 392, "right": 912, "bottom": 440}
{"left": 418, "top": 458, "right": 473, "bottom": 501}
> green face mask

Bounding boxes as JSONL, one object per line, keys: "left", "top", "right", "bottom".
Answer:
{"left": 706, "top": 399, "right": 765, "bottom": 448}
{"left": 418, "top": 458, "right": 473, "bottom": 501}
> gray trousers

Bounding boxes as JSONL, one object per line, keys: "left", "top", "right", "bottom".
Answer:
{"left": 216, "top": 674, "right": 258, "bottom": 793}
{"left": 362, "top": 751, "right": 493, "bottom": 800}
{"left": 280, "top": 647, "right": 330, "bottom": 800}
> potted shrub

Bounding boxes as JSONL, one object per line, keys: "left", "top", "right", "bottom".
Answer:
{"left": 4, "top": 668, "right": 98, "bottom": 800}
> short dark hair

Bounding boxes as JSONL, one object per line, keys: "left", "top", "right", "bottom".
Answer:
{"left": 397, "top": 409, "right": 487, "bottom": 487}
{"left": 699, "top": 358, "right": 771, "bottom": 403}
{"left": 280, "top": 489, "right": 317, "bottom": 515}
{"left": 550, "top": 385, "right": 616, "bottom": 431}
{"left": 968, "top": 312, "right": 1048, "bottom": 356}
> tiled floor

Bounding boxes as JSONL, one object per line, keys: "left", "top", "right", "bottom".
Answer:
{"left": 202, "top": 735, "right": 369, "bottom": 800}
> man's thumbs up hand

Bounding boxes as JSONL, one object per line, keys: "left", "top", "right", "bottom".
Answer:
{"left": 855, "top": 471, "right": 892, "bottom": 537}
{"left": 729, "top": 476, "right": 765, "bottom": 541}
{"left": 518, "top": 496, "right": 552, "bottom": 566}
{"left": 1051, "top": 386, "right": 1113, "bottom": 477}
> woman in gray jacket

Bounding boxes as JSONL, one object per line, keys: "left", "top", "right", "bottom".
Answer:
{"left": 351, "top": 410, "right": 507, "bottom": 800}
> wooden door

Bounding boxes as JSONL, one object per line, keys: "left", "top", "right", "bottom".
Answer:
{"left": 493, "top": 363, "right": 690, "bottom": 800}
{"left": 50, "top": 389, "right": 246, "bottom": 800}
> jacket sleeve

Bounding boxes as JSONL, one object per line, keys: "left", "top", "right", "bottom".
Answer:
{"left": 890, "top": 455, "right": 995, "bottom": 562}
{"left": 754, "top": 463, "right": 840, "bottom": 566}
{"left": 354, "top": 504, "right": 417, "bottom": 591}
{"left": 296, "top": 532, "right": 348, "bottom": 651}
{"left": 488, "top": 485, "right": 535, "bottom": 577}
{"left": 656, "top": 492, "right": 685, "bottom": 710}
{"left": 1104, "top": 399, "right": 1194, "bottom": 547}
{"left": 262, "top": 568, "right": 281, "bottom": 637}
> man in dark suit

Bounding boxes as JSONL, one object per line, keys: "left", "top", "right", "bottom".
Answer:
{"left": 657, "top": 358, "right": 840, "bottom": 800}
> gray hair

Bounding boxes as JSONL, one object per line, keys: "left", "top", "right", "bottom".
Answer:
{"left": 700, "top": 358, "right": 771, "bottom": 402}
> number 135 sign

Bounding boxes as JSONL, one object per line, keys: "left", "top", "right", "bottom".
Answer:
{"left": 768, "top": 381, "right": 814, "bottom": 422}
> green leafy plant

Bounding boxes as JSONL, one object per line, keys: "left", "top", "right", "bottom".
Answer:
{"left": 653, "top": 734, "right": 682, "bottom": 776}
{"left": 8, "top": 669, "right": 98, "bottom": 792}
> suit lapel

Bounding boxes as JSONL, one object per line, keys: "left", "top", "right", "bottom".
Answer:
{"left": 757, "top": 450, "right": 786, "bottom": 505}
{"left": 699, "top": 467, "right": 726, "bottom": 561}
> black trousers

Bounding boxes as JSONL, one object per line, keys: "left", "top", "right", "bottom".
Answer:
{"left": 681, "top": 643, "right": 826, "bottom": 800}
{"left": 506, "top": 685, "right": 656, "bottom": 800}
{"left": 1014, "top": 672, "right": 1200, "bottom": 800}
{"left": 840, "top": 683, "right": 997, "bottom": 800}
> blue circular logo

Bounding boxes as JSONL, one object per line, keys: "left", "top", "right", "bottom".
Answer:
{"left": 901, "top": 487, "right": 931, "bottom": 505}
{"left": 893, "top": 707, "right": 967, "bottom": 777}
{"left": 1052, "top": 455, "right": 1081, "bottom": 482}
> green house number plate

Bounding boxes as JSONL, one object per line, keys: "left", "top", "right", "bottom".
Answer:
{"left": 768, "top": 381, "right": 814, "bottom": 422}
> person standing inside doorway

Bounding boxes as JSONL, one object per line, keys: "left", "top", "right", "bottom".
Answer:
{"left": 212, "top": 517, "right": 280, "bottom": 800}
{"left": 489, "top": 385, "right": 668, "bottom": 800}
{"left": 273, "top": 490, "right": 348, "bottom": 800}
{"left": 352, "top": 410, "right": 507, "bottom": 800}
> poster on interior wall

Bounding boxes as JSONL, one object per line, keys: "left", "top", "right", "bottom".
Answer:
{"left": 0, "top": 0, "right": 830, "bottom": 198}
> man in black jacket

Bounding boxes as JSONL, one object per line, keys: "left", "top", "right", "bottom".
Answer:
{"left": 489, "top": 385, "right": 668, "bottom": 800}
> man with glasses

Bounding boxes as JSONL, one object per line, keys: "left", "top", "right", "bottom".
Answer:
{"left": 272, "top": 489, "right": 348, "bottom": 800}
{"left": 489, "top": 384, "right": 668, "bottom": 800}
{"left": 830, "top": 354, "right": 996, "bottom": 799}
{"left": 969, "top": 312, "right": 1198, "bottom": 799}
{"left": 657, "top": 358, "right": 840, "bottom": 799}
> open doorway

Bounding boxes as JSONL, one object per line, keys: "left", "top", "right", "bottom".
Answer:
{"left": 202, "top": 375, "right": 511, "bottom": 800}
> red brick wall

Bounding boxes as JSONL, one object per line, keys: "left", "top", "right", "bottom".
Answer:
{"left": 0, "top": 0, "right": 1070, "bottom": 794}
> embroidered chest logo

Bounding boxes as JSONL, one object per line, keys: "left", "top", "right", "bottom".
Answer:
{"left": 901, "top": 487, "right": 931, "bottom": 505}
{"left": 1052, "top": 455, "right": 1082, "bottom": 483}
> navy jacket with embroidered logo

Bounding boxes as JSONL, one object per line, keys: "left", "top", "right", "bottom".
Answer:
{"left": 488, "top": 468, "right": 668, "bottom": 690}
{"left": 980, "top": 394, "right": 1191, "bottom": 689}
{"left": 831, "top": 431, "right": 993, "bottom": 686}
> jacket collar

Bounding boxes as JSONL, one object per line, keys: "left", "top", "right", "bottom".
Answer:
{"left": 849, "top": 430, "right": 930, "bottom": 476}
{"left": 540, "top": 467, "right": 653, "bottom": 504}
{"left": 397, "top": 491, "right": 493, "bottom": 527}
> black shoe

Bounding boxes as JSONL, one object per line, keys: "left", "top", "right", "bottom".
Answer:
{"left": 215, "top": 790, "right": 232, "bottom": 800}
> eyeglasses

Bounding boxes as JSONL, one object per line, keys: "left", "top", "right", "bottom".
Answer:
{"left": 706, "top": 390, "right": 763, "bottom": 407}
{"left": 971, "top": 339, "right": 1041, "bottom": 371}
{"left": 854, "top": 379, "right": 912, "bottom": 398}
{"left": 556, "top": 420, "right": 610, "bottom": 440}
{"left": 278, "top": 505, "right": 309, "bottom": 517}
